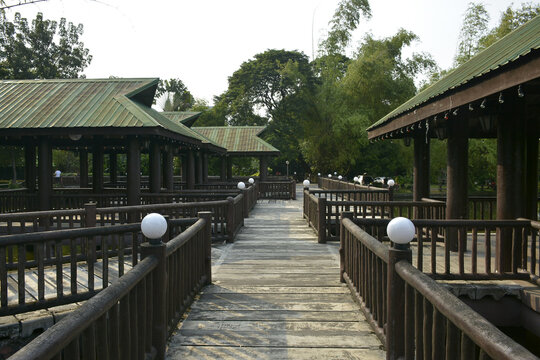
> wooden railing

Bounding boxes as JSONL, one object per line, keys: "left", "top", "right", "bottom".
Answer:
{"left": 258, "top": 180, "right": 296, "bottom": 200}
{"left": 1, "top": 193, "right": 247, "bottom": 242}
{"left": 0, "top": 217, "right": 196, "bottom": 316}
{"left": 304, "top": 189, "right": 445, "bottom": 243}
{"left": 340, "top": 214, "right": 536, "bottom": 359}
{"left": 353, "top": 217, "right": 535, "bottom": 280}
{"left": 0, "top": 189, "right": 37, "bottom": 213}
{"left": 10, "top": 212, "right": 211, "bottom": 360}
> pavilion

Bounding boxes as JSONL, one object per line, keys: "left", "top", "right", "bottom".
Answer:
{"left": 367, "top": 15, "right": 540, "bottom": 271}
{"left": 0, "top": 78, "right": 226, "bottom": 210}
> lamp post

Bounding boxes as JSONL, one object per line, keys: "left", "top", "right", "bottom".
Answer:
{"left": 286, "top": 160, "right": 289, "bottom": 178}
{"left": 248, "top": 178, "right": 255, "bottom": 185}
{"left": 237, "top": 181, "right": 246, "bottom": 190}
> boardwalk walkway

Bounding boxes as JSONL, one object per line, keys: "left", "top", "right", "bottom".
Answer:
{"left": 166, "top": 186, "right": 385, "bottom": 359}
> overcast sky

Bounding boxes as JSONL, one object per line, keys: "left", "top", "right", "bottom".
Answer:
{"left": 9, "top": 0, "right": 532, "bottom": 107}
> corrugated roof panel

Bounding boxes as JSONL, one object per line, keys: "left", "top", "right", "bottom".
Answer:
{"left": 193, "top": 126, "right": 279, "bottom": 153}
{"left": 369, "top": 15, "right": 540, "bottom": 131}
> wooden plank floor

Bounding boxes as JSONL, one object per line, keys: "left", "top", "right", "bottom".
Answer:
{"left": 166, "top": 187, "right": 385, "bottom": 359}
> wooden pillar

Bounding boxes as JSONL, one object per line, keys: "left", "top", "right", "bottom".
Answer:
{"left": 220, "top": 156, "right": 227, "bottom": 181}
{"left": 149, "top": 141, "right": 161, "bottom": 193}
{"left": 196, "top": 151, "right": 203, "bottom": 185}
{"left": 227, "top": 157, "right": 233, "bottom": 180}
{"left": 260, "top": 156, "right": 268, "bottom": 181}
{"left": 525, "top": 117, "right": 538, "bottom": 220}
{"left": 109, "top": 153, "right": 117, "bottom": 186}
{"left": 446, "top": 117, "right": 468, "bottom": 252}
{"left": 127, "top": 137, "right": 141, "bottom": 206}
{"left": 496, "top": 112, "right": 525, "bottom": 272}
{"left": 413, "top": 134, "right": 430, "bottom": 201}
{"left": 38, "top": 137, "right": 52, "bottom": 210}
{"left": 181, "top": 154, "right": 187, "bottom": 185}
{"left": 24, "top": 142, "right": 36, "bottom": 191}
{"left": 187, "top": 149, "right": 195, "bottom": 189}
{"left": 79, "top": 149, "right": 89, "bottom": 188}
{"left": 202, "top": 152, "right": 209, "bottom": 184}
{"left": 164, "top": 146, "right": 174, "bottom": 191}
{"left": 92, "top": 145, "right": 104, "bottom": 193}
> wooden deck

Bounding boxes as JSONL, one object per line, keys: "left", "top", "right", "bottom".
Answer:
{"left": 165, "top": 188, "right": 385, "bottom": 359}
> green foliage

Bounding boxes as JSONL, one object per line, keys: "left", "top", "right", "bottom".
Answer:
{"left": 320, "top": 0, "right": 371, "bottom": 55}
{"left": 0, "top": 11, "right": 91, "bottom": 79}
{"left": 454, "top": 2, "right": 490, "bottom": 66}
{"left": 156, "top": 78, "right": 194, "bottom": 111}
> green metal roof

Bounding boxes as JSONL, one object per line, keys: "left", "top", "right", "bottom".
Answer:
{"left": 0, "top": 79, "right": 210, "bottom": 146}
{"left": 193, "top": 126, "right": 280, "bottom": 155}
{"left": 161, "top": 111, "right": 202, "bottom": 127}
{"left": 368, "top": 14, "right": 540, "bottom": 131}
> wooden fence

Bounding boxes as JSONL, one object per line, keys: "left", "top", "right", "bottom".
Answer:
{"left": 303, "top": 189, "right": 445, "bottom": 243}
{"left": 0, "top": 217, "right": 196, "bottom": 316}
{"left": 258, "top": 180, "right": 296, "bottom": 200}
{"left": 339, "top": 214, "right": 536, "bottom": 359}
{"left": 1, "top": 193, "right": 248, "bottom": 243}
{"left": 353, "top": 217, "right": 537, "bottom": 280}
{"left": 9, "top": 212, "right": 212, "bottom": 360}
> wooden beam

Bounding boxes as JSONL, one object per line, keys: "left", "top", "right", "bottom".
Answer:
{"left": 368, "top": 55, "right": 540, "bottom": 139}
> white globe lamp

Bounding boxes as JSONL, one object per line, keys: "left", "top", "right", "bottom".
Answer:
{"left": 338, "top": 175, "right": 342, "bottom": 180}
{"left": 248, "top": 178, "right": 255, "bottom": 184}
{"left": 334, "top": 172, "right": 337, "bottom": 175}
{"left": 141, "top": 213, "right": 167, "bottom": 245}
{"left": 317, "top": 173, "right": 321, "bottom": 176}
{"left": 387, "top": 179, "right": 395, "bottom": 187}
{"left": 237, "top": 181, "right": 246, "bottom": 190}
{"left": 387, "top": 217, "right": 415, "bottom": 249}
{"left": 353, "top": 176, "right": 359, "bottom": 183}
{"left": 303, "top": 179, "right": 310, "bottom": 187}
{"left": 328, "top": 174, "right": 332, "bottom": 178}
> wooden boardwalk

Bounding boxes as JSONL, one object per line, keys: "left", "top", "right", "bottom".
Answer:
{"left": 166, "top": 187, "right": 385, "bottom": 359}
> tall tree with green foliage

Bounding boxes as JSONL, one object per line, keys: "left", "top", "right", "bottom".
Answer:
{"left": 156, "top": 78, "right": 194, "bottom": 111}
{"left": 0, "top": 12, "right": 92, "bottom": 79}
{"left": 454, "top": 2, "right": 490, "bottom": 66}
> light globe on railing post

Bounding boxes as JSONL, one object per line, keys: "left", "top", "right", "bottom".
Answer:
{"left": 141, "top": 213, "right": 168, "bottom": 245}
{"left": 328, "top": 174, "right": 332, "bottom": 178}
{"left": 387, "top": 217, "right": 415, "bottom": 250}
{"left": 303, "top": 179, "right": 310, "bottom": 188}
{"left": 248, "top": 178, "right": 254, "bottom": 185}
{"left": 387, "top": 179, "right": 395, "bottom": 187}
{"left": 338, "top": 175, "right": 342, "bottom": 180}
{"left": 353, "top": 176, "right": 359, "bottom": 183}
{"left": 237, "top": 181, "right": 246, "bottom": 190}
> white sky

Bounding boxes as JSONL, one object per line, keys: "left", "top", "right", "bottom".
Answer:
{"left": 9, "top": 0, "right": 532, "bottom": 107}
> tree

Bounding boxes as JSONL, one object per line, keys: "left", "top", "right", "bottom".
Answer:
{"left": 156, "top": 78, "right": 194, "bottom": 111}
{"left": 0, "top": 12, "right": 92, "bottom": 79}
{"left": 319, "top": 0, "right": 371, "bottom": 55}
{"left": 454, "top": 2, "right": 490, "bottom": 66}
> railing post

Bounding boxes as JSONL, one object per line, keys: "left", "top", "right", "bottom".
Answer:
{"left": 226, "top": 196, "right": 235, "bottom": 243}
{"left": 291, "top": 181, "right": 296, "bottom": 200}
{"left": 84, "top": 202, "right": 97, "bottom": 227}
{"left": 198, "top": 211, "right": 212, "bottom": 285}
{"left": 241, "top": 189, "right": 249, "bottom": 218}
{"left": 318, "top": 197, "right": 327, "bottom": 244}
{"left": 140, "top": 236, "right": 167, "bottom": 360}
{"left": 340, "top": 211, "right": 353, "bottom": 283}
{"left": 386, "top": 246, "right": 412, "bottom": 360}
{"left": 303, "top": 187, "right": 309, "bottom": 221}
{"left": 388, "top": 186, "right": 394, "bottom": 202}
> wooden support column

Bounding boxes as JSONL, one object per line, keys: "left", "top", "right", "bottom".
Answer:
{"left": 260, "top": 156, "right": 268, "bottom": 181}
{"left": 202, "top": 152, "right": 209, "bottom": 184}
{"left": 413, "top": 134, "right": 430, "bottom": 201}
{"left": 187, "top": 149, "right": 195, "bottom": 189}
{"left": 149, "top": 141, "right": 162, "bottom": 193}
{"left": 227, "top": 157, "right": 233, "bottom": 180}
{"left": 196, "top": 151, "right": 203, "bottom": 185}
{"left": 92, "top": 145, "right": 104, "bottom": 193}
{"left": 525, "top": 117, "right": 538, "bottom": 220}
{"left": 79, "top": 149, "right": 89, "bottom": 188}
{"left": 38, "top": 137, "right": 52, "bottom": 210}
{"left": 446, "top": 117, "right": 468, "bottom": 252}
{"left": 109, "top": 153, "right": 117, "bottom": 186}
{"left": 24, "top": 141, "right": 36, "bottom": 191}
{"left": 220, "top": 156, "right": 227, "bottom": 181}
{"left": 164, "top": 146, "right": 174, "bottom": 191}
{"left": 497, "top": 112, "right": 525, "bottom": 272}
{"left": 181, "top": 154, "right": 187, "bottom": 185}
{"left": 127, "top": 137, "right": 141, "bottom": 206}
